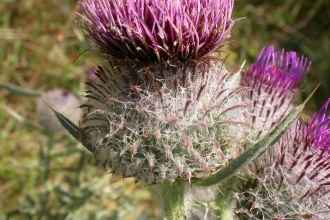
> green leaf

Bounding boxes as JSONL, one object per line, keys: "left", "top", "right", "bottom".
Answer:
{"left": 0, "top": 82, "right": 41, "bottom": 97}
{"left": 193, "top": 84, "right": 319, "bottom": 187}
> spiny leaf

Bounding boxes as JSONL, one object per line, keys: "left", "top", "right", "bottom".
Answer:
{"left": 44, "top": 100, "right": 92, "bottom": 152}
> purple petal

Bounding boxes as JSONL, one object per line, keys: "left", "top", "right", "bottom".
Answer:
{"left": 308, "top": 98, "right": 330, "bottom": 152}
{"left": 243, "top": 46, "right": 311, "bottom": 91}
{"left": 78, "top": 0, "right": 235, "bottom": 62}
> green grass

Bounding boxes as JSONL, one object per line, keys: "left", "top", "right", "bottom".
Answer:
{"left": 0, "top": 0, "right": 329, "bottom": 219}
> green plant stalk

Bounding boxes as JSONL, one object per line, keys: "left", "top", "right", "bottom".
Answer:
{"left": 156, "top": 180, "right": 191, "bottom": 220}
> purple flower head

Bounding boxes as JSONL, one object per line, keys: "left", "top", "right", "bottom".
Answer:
{"left": 78, "top": 0, "right": 235, "bottom": 64}
{"left": 308, "top": 98, "right": 330, "bottom": 152}
{"left": 243, "top": 46, "right": 311, "bottom": 91}
{"left": 241, "top": 46, "right": 311, "bottom": 140}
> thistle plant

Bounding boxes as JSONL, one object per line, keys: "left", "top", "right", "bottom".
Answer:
{"left": 52, "top": 0, "right": 330, "bottom": 219}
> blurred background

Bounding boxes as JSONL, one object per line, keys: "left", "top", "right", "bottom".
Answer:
{"left": 0, "top": 0, "right": 329, "bottom": 219}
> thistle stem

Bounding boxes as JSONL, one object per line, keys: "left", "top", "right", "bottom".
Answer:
{"left": 156, "top": 180, "right": 191, "bottom": 220}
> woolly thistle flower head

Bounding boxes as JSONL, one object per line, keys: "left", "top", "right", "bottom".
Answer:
{"left": 241, "top": 46, "right": 311, "bottom": 140}
{"left": 77, "top": 0, "right": 248, "bottom": 184}
{"left": 78, "top": 0, "right": 235, "bottom": 64}
{"left": 233, "top": 99, "right": 330, "bottom": 219}
{"left": 80, "top": 60, "right": 249, "bottom": 184}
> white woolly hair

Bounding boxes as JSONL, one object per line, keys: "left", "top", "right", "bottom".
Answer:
{"left": 81, "top": 59, "right": 249, "bottom": 184}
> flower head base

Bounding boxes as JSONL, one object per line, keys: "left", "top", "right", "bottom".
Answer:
{"left": 78, "top": 0, "right": 235, "bottom": 64}
{"left": 80, "top": 61, "right": 248, "bottom": 184}
{"left": 241, "top": 46, "right": 311, "bottom": 140}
